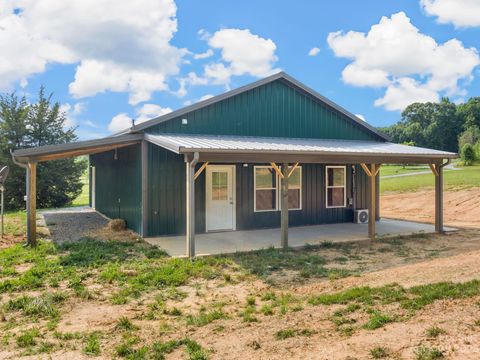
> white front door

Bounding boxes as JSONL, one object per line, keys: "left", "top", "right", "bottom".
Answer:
{"left": 206, "top": 165, "right": 235, "bottom": 231}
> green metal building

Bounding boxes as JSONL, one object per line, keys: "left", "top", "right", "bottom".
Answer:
{"left": 13, "top": 72, "right": 456, "bottom": 257}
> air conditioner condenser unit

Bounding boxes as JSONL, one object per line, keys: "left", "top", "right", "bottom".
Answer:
{"left": 354, "top": 209, "right": 369, "bottom": 224}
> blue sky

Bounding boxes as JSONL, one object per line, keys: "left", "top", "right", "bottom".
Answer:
{"left": 1, "top": 0, "right": 479, "bottom": 139}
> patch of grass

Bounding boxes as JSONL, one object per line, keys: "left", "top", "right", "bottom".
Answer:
{"left": 415, "top": 346, "right": 444, "bottom": 360}
{"left": 116, "top": 316, "right": 138, "bottom": 331}
{"left": 363, "top": 310, "right": 394, "bottom": 330}
{"left": 260, "top": 304, "right": 274, "bottom": 316}
{"left": 246, "top": 295, "right": 256, "bottom": 306}
{"left": 370, "top": 346, "right": 389, "bottom": 358}
{"left": 186, "top": 309, "right": 226, "bottom": 327}
{"left": 241, "top": 305, "right": 258, "bottom": 323}
{"left": 5, "top": 292, "right": 66, "bottom": 319}
{"left": 16, "top": 328, "right": 40, "bottom": 348}
{"left": 83, "top": 332, "right": 101, "bottom": 356}
{"left": 426, "top": 326, "right": 446, "bottom": 338}
{"left": 224, "top": 246, "right": 328, "bottom": 278}
{"left": 148, "top": 338, "right": 207, "bottom": 360}
{"left": 59, "top": 238, "right": 167, "bottom": 267}
{"left": 275, "top": 328, "right": 316, "bottom": 340}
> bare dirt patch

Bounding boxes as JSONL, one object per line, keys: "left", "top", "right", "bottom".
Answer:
{"left": 381, "top": 188, "right": 480, "bottom": 228}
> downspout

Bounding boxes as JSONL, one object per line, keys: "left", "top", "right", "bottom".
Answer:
{"left": 10, "top": 150, "right": 30, "bottom": 245}
{"left": 439, "top": 158, "right": 451, "bottom": 169}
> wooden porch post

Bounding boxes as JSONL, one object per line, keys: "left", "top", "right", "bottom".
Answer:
{"left": 368, "top": 164, "right": 376, "bottom": 240}
{"left": 434, "top": 164, "right": 444, "bottom": 233}
{"left": 26, "top": 161, "right": 37, "bottom": 247}
{"left": 360, "top": 163, "right": 380, "bottom": 240}
{"left": 280, "top": 163, "right": 289, "bottom": 249}
{"left": 185, "top": 153, "right": 199, "bottom": 258}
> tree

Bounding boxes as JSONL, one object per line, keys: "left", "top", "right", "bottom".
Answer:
{"left": 461, "top": 143, "right": 475, "bottom": 165}
{"left": 457, "top": 97, "right": 480, "bottom": 130}
{"left": 381, "top": 98, "right": 463, "bottom": 153}
{"left": 458, "top": 126, "right": 480, "bottom": 150}
{"left": 0, "top": 87, "right": 87, "bottom": 210}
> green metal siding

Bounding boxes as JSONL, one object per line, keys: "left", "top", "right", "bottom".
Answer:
{"left": 90, "top": 144, "right": 142, "bottom": 233}
{"left": 146, "top": 156, "right": 374, "bottom": 236}
{"left": 145, "top": 79, "right": 382, "bottom": 141}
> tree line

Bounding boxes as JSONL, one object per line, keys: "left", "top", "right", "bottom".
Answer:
{"left": 0, "top": 88, "right": 86, "bottom": 211}
{"left": 380, "top": 97, "right": 480, "bottom": 164}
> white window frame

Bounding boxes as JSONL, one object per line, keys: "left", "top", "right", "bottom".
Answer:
{"left": 254, "top": 166, "right": 279, "bottom": 212}
{"left": 253, "top": 165, "right": 303, "bottom": 212}
{"left": 325, "top": 165, "right": 347, "bottom": 209}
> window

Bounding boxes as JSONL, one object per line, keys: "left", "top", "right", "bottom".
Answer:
{"left": 254, "top": 166, "right": 278, "bottom": 211}
{"left": 211, "top": 171, "right": 228, "bottom": 200}
{"left": 254, "top": 166, "right": 302, "bottom": 212}
{"left": 326, "top": 166, "right": 346, "bottom": 208}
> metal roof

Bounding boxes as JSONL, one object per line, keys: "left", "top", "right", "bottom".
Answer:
{"left": 144, "top": 134, "right": 456, "bottom": 159}
{"left": 126, "top": 72, "right": 389, "bottom": 141}
{"left": 12, "top": 133, "right": 143, "bottom": 161}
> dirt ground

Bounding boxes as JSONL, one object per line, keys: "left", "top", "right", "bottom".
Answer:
{"left": 381, "top": 188, "right": 480, "bottom": 228}
{"left": 2, "top": 189, "right": 480, "bottom": 359}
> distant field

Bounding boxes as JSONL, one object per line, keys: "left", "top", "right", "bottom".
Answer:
{"left": 380, "top": 164, "right": 480, "bottom": 193}
{"left": 380, "top": 164, "right": 430, "bottom": 177}
{"left": 72, "top": 169, "right": 89, "bottom": 206}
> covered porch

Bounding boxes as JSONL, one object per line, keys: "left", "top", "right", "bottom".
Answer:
{"left": 146, "top": 219, "right": 456, "bottom": 257}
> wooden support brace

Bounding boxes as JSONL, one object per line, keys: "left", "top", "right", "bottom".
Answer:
{"left": 429, "top": 164, "right": 439, "bottom": 177}
{"left": 360, "top": 163, "right": 373, "bottom": 177}
{"left": 287, "top": 162, "right": 299, "bottom": 178}
{"left": 374, "top": 164, "right": 382, "bottom": 177}
{"left": 270, "top": 162, "right": 284, "bottom": 178}
{"left": 194, "top": 162, "right": 209, "bottom": 180}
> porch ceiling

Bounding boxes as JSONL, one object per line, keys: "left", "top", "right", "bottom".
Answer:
{"left": 144, "top": 133, "right": 457, "bottom": 164}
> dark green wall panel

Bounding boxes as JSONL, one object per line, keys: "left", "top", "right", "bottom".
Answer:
{"left": 145, "top": 79, "right": 382, "bottom": 141}
{"left": 145, "top": 157, "right": 373, "bottom": 237}
{"left": 90, "top": 144, "right": 142, "bottom": 233}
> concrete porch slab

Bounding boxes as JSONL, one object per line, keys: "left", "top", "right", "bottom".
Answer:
{"left": 145, "top": 219, "right": 456, "bottom": 257}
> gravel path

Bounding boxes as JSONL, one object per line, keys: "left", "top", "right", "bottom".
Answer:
{"left": 40, "top": 207, "right": 108, "bottom": 243}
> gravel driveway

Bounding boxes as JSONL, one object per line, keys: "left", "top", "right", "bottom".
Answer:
{"left": 41, "top": 207, "right": 108, "bottom": 243}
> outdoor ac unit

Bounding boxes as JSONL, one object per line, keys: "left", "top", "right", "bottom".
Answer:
{"left": 354, "top": 209, "right": 369, "bottom": 224}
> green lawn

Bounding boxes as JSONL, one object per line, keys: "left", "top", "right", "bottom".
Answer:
{"left": 72, "top": 170, "right": 89, "bottom": 207}
{"left": 380, "top": 164, "right": 480, "bottom": 193}
{"left": 380, "top": 164, "right": 430, "bottom": 177}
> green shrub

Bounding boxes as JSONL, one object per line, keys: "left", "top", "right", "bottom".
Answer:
{"left": 461, "top": 143, "right": 475, "bottom": 165}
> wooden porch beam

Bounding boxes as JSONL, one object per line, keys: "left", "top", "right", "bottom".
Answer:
{"left": 429, "top": 164, "right": 439, "bottom": 177}
{"left": 360, "top": 163, "right": 373, "bottom": 177}
{"left": 194, "top": 162, "right": 209, "bottom": 180}
{"left": 374, "top": 164, "right": 382, "bottom": 177}
{"left": 287, "top": 162, "right": 299, "bottom": 178}
{"left": 270, "top": 162, "right": 284, "bottom": 178}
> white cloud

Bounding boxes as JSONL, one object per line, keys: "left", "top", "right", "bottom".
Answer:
{"left": 308, "top": 47, "right": 320, "bottom": 56}
{"left": 178, "top": 28, "right": 280, "bottom": 95}
{"left": 108, "top": 103, "right": 172, "bottom": 133}
{"left": 327, "top": 12, "right": 479, "bottom": 111}
{"left": 60, "top": 102, "right": 86, "bottom": 128}
{"left": 421, "top": 0, "right": 480, "bottom": 28}
{"left": 108, "top": 113, "right": 132, "bottom": 133}
{"left": 0, "top": 0, "right": 185, "bottom": 105}
{"left": 354, "top": 114, "right": 366, "bottom": 121}
{"left": 193, "top": 49, "right": 214, "bottom": 60}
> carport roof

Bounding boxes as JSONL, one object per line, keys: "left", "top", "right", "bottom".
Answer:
{"left": 144, "top": 133, "right": 456, "bottom": 163}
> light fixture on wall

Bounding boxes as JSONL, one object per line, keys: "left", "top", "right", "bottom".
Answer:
{"left": 181, "top": 118, "right": 188, "bottom": 125}
{"left": 243, "top": 163, "right": 248, "bottom": 167}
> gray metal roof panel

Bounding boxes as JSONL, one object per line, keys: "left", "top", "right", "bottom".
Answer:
{"left": 144, "top": 134, "right": 457, "bottom": 158}
{"left": 128, "top": 72, "right": 389, "bottom": 141}
{"left": 12, "top": 133, "right": 144, "bottom": 159}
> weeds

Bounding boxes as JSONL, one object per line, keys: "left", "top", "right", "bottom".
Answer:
{"left": 370, "top": 346, "right": 389, "bottom": 358}
{"left": 415, "top": 346, "right": 444, "bottom": 360}
{"left": 116, "top": 317, "right": 138, "bottom": 331}
{"left": 186, "top": 309, "right": 227, "bottom": 327}
{"left": 426, "top": 326, "right": 446, "bottom": 338}
{"left": 5, "top": 292, "right": 66, "bottom": 319}
{"left": 275, "top": 328, "right": 316, "bottom": 340}
{"left": 83, "top": 332, "right": 101, "bottom": 356}
{"left": 16, "top": 328, "right": 40, "bottom": 348}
